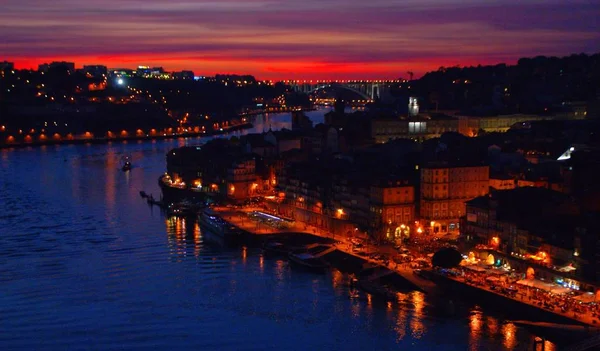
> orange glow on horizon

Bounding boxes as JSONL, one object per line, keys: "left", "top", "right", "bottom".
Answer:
{"left": 6, "top": 55, "right": 514, "bottom": 80}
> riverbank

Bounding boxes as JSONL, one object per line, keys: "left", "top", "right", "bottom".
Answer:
{"left": 239, "top": 107, "right": 316, "bottom": 117}
{"left": 432, "top": 270, "right": 600, "bottom": 328}
{"left": 214, "top": 206, "right": 436, "bottom": 293}
{"left": 4, "top": 131, "right": 548, "bottom": 351}
{"left": 213, "top": 206, "right": 600, "bottom": 336}
{"left": 0, "top": 123, "right": 253, "bottom": 150}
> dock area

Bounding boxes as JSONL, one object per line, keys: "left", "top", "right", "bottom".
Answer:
{"left": 213, "top": 206, "right": 600, "bottom": 331}
{"left": 442, "top": 272, "right": 600, "bottom": 327}
{"left": 214, "top": 206, "right": 437, "bottom": 293}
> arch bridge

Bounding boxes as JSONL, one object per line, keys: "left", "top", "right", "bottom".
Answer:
{"left": 284, "top": 80, "right": 402, "bottom": 100}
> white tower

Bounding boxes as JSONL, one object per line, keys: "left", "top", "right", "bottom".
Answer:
{"left": 408, "top": 97, "right": 419, "bottom": 117}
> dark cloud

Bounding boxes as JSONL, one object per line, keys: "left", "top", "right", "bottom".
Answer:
{"left": 1, "top": 0, "right": 598, "bottom": 78}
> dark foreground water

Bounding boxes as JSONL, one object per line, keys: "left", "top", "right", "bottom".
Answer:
{"left": 0, "top": 111, "right": 555, "bottom": 350}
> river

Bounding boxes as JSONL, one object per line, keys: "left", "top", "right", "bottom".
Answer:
{"left": 0, "top": 108, "right": 555, "bottom": 350}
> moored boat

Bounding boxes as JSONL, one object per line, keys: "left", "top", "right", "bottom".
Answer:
{"left": 262, "top": 241, "right": 289, "bottom": 257}
{"left": 167, "top": 201, "right": 202, "bottom": 217}
{"left": 262, "top": 241, "right": 306, "bottom": 257}
{"left": 288, "top": 251, "right": 330, "bottom": 273}
{"left": 121, "top": 155, "right": 132, "bottom": 172}
{"left": 198, "top": 209, "right": 241, "bottom": 246}
{"left": 357, "top": 279, "right": 397, "bottom": 301}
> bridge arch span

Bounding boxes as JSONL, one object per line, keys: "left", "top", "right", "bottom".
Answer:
{"left": 310, "top": 84, "right": 372, "bottom": 100}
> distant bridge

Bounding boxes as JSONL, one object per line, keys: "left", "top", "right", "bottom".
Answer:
{"left": 283, "top": 80, "right": 405, "bottom": 100}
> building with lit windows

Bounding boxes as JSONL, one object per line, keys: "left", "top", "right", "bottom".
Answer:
{"left": 461, "top": 187, "right": 600, "bottom": 291}
{"left": 163, "top": 141, "right": 270, "bottom": 202}
{"left": 420, "top": 162, "right": 489, "bottom": 235}
{"left": 408, "top": 97, "right": 419, "bottom": 117}
{"left": 371, "top": 115, "right": 459, "bottom": 143}
{"left": 489, "top": 174, "right": 516, "bottom": 190}
{"left": 82, "top": 65, "right": 108, "bottom": 78}
{"left": 369, "top": 178, "right": 416, "bottom": 242}
{"left": 226, "top": 158, "right": 257, "bottom": 200}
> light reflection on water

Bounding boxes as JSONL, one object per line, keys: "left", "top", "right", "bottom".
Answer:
{"left": 0, "top": 109, "right": 558, "bottom": 350}
{"left": 502, "top": 322, "right": 517, "bottom": 350}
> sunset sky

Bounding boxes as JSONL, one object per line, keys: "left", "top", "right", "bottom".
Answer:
{"left": 2, "top": 0, "right": 599, "bottom": 79}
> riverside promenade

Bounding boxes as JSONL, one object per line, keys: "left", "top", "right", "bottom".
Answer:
{"left": 215, "top": 207, "right": 436, "bottom": 293}
{"left": 0, "top": 123, "right": 252, "bottom": 149}
{"left": 442, "top": 269, "right": 600, "bottom": 328}
{"left": 216, "top": 207, "right": 600, "bottom": 329}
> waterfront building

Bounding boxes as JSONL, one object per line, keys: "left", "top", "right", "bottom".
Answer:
{"left": 164, "top": 138, "right": 283, "bottom": 202}
{"left": 369, "top": 177, "right": 416, "bottom": 242}
{"left": 275, "top": 157, "right": 365, "bottom": 237}
{"left": 276, "top": 161, "right": 329, "bottom": 226}
{"left": 275, "top": 153, "right": 417, "bottom": 241}
{"left": 329, "top": 174, "right": 371, "bottom": 229}
{"left": 226, "top": 157, "right": 257, "bottom": 200}
{"left": 462, "top": 187, "right": 600, "bottom": 291}
{"left": 420, "top": 162, "right": 489, "bottom": 235}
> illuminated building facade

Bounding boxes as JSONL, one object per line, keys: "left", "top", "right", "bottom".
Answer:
{"left": 408, "top": 97, "right": 419, "bottom": 117}
{"left": 164, "top": 144, "right": 264, "bottom": 201}
{"left": 420, "top": 162, "right": 489, "bottom": 235}
{"left": 369, "top": 179, "right": 416, "bottom": 242}
{"left": 226, "top": 158, "right": 257, "bottom": 200}
{"left": 489, "top": 175, "right": 516, "bottom": 190}
{"left": 371, "top": 115, "right": 459, "bottom": 143}
{"left": 461, "top": 187, "right": 597, "bottom": 291}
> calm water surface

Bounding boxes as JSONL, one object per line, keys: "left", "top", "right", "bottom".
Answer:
{"left": 0, "top": 110, "right": 554, "bottom": 350}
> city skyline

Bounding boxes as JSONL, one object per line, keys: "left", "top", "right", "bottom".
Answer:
{"left": 2, "top": 0, "right": 599, "bottom": 79}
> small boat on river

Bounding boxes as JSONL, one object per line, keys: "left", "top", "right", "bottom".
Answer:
{"left": 121, "top": 156, "right": 132, "bottom": 172}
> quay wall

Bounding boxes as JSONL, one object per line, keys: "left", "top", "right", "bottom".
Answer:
{"left": 432, "top": 272, "right": 591, "bottom": 327}
{"left": 0, "top": 123, "right": 253, "bottom": 150}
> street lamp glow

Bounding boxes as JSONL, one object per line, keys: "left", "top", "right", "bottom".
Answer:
{"left": 117, "top": 78, "right": 124, "bottom": 85}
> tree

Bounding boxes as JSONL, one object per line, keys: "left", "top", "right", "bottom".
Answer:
{"left": 431, "top": 247, "right": 463, "bottom": 268}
